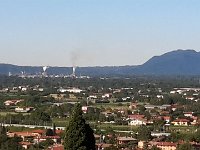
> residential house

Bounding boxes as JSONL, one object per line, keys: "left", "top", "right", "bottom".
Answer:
{"left": 128, "top": 114, "right": 145, "bottom": 120}
{"left": 66, "top": 88, "right": 83, "bottom": 93}
{"left": 15, "top": 107, "right": 34, "bottom": 113}
{"left": 138, "top": 141, "right": 147, "bottom": 149}
{"left": 33, "top": 136, "right": 61, "bottom": 144}
{"left": 7, "top": 131, "right": 38, "bottom": 141}
{"left": 163, "top": 116, "right": 171, "bottom": 124}
{"left": 117, "top": 137, "right": 137, "bottom": 145}
{"left": 128, "top": 114, "right": 147, "bottom": 126}
{"left": 184, "top": 112, "right": 194, "bottom": 118}
{"left": 82, "top": 106, "right": 89, "bottom": 113}
{"left": 128, "top": 119, "right": 147, "bottom": 126}
{"left": 129, "top": 103, "right": 138, "bottom": 109}
{"left": 4, "top": 99, "right": 24, "bottom": 106}
{"left": 96, "top": 144, "right": 113, "bottom": 150}
{"left": 50, "top": 94, "right": 66, "bottom": 100}
{"left": 31, "top": 129, "right": 45, "bottom": 136}
{"left": 102, "top": 93, "right": 112, "bottom": 99}
{"left": 171, "top": 119, "right": 190, "bottom": 126}
{"left": 47, "top": 144, "right": 64, "bottom": 150}
{"left": 156, "top": 142, "right": 177, "bottom": 150}
{"left": 20, "top": 142, "right": 32, "bottom": 149}
{"left": 191, "top": 116, "right": 198, "bottom": 125}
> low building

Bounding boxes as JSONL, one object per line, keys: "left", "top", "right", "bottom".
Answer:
{"left": 69, "top": 94, "right": 77, "bottom": 99}
{"left": 20, "top": 142, "right": 32, "bottom": 149}
{"left": 34, "top": 136, "right": 61, "bottom": 144}
{"left": 66, "top": 88, "right": 83, "bottom": 93}
{"left": 129, "top": 103, "right": 138, "bottom": 109}
{"left": 151, "top": 132, "right": 171, "bottom": 137}
{"left": 184, "top": 112, "right": 194, "bottom": 118}
{"left": 171, "top": 119, "right": 190, "bottom": 126}
{"left": 128, "top": 114, "right": 145, "bottom": 120}
{"left": 47, "top": 144, "right": 64, "bottom": 150}
{"left": 156, "top": 142, "right": 177, "bottom": 150}
{"left": 15, "top": 107, "right": 34, "bottom": 113}
{"left": 128, "top": 118, "right": 147, "bottom": 126}
{"left": 96, "top": 143, "right": 113, "bottom": 150}
{"left": 117, "top": 137, "right": 137, "bottom": 145}
{"left": 102, "top": 93, "right": 112, "bottom": 99}
{"left": 8, "top": 131, "right": 38, "bottom": 141}
{"left": 163, "top": 116, "right": 171, "bottom": 123}
{"left": 4, "top": 99, "right": 24, "bottom": 106}
{"left": 50, "top": 94, "right": 66, "bottom": 100}
{"left": 138, "top": 141, "right": 147, "bottom": 149}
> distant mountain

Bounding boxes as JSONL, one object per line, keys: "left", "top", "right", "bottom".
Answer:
{"left": 1, "top": 49, "right": 200, "bottom": 76}
{"left": 0, "top": 63, "right": 136, "bottom": 76}
{"left": 134, "top": 49, "right": 200, "bottom": 75}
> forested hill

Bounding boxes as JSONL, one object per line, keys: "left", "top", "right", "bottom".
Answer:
{"left": 1, "top": 49, "right": 200, "bottom": 76}
{"left": 133, "top": 49, "right": 200, "bottom": 75}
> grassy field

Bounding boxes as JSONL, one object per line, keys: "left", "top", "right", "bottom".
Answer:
{"left": 52, "top": 118, "right": 69, "bottom": 127}
{"left": 94, "top": 102, "right": 130, "bottom": 109}
{"left": 97, "top": 124, "right": 138, "bottom": 131}
{"left": 0, "top": 112, "right": 30, "bottom": 116}
{"left": 52, "top": 117, "right": 138, "bottom": 132}
{"left": 169, "top": 125, "right": 197, "bottom": 133}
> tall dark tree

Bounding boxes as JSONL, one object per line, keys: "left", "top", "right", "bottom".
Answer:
{"left": 46, "top": 128, "right": 54, "bottom": 136}
{"left": 137, "top": 125, "right": 151, "bottom": 141}
{"left": 64, "top": 104, "right": 95, "bottom": 150}
{"left": 0, "top": 125, "right": 22, "bottom": 150}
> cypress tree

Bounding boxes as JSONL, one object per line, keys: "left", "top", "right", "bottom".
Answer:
{"left": 64, "top": 104, "right": 95, "bottom": 150}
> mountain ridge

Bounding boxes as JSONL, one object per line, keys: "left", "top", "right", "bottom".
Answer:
{"left": 133, "top": 49, "right": 200, "bottom": 75}
{"left": 1, "top": 49, "right": 200, "bottom": 76}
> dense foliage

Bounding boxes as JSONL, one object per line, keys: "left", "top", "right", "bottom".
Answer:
{"left": 64, "top": 104, "right": 95, "bottom": 150}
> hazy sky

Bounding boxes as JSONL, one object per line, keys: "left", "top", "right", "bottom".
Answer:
{"left": 0, "top": 0, "right": 200, "bottom": 67}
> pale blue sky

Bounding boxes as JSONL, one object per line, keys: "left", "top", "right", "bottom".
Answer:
{"left": 0, "top": 0, "right": 200, "bottom": 67}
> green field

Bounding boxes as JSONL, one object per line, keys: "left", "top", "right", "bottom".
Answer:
{"left": 169, "top": 125, "right": 197, "bottom": 133}
{"left": 0, "top": 112, "right": 30, "bottom": 116}
{"left": 52, "top": 118, "right": 69, "bottom": 127}
{"left": 94, "top": 102, "right": 130, "bottom": 109}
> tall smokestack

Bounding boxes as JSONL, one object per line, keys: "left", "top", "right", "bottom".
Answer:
{"left": 42, "top": 66, "right": 49, "bottom": 77}
{"left": 72, "top": 66, "right": 76, "bottom": 77}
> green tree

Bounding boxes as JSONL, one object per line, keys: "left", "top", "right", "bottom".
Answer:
{"left": 150, "top": 145, "right": 161, "bottom": 150}
{"left": 39, "top": 138, "right": 54, "bottom": 149}
{"left": 137, "top": 125, "right": 151, "bottom": 141}
{"left": 138, "top": 105, "right": 146, "bottom": 114}
{"left": 177, "top": 142, "right": 194, "bottom": 150}
{"left": 64, "top": 104, "right": 95, "bottom": 150}
{"left": 194, "top": 128, "right": 200, "bottom": 142}
{"left": 0, "top": 126, "right": 22, "bottom": 150}
{"left": 46, "top": 128, "right": 54, "bottom": 136}
{"left": 104, "top": 146, "right": 118, "bottom": 150}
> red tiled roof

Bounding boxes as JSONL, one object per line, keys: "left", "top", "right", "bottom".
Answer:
{"left": 56, "top": 130, "right": 63, "bottom": 134}
{"left": 156, "top": 142, "right": 177, "bottom": 147}
{"left": 128, "top": 115, "right": 145, "bottom": 119}
{"left": 173, "top": 119, "right": 190, "bottom": 122}
{"left": 39, "top": 136, "right": 61, "bottom": 139}
{"left": 163, "top": 116, "right": 171, "bottom": 120}
{"left": 10, "top": 132, "right": 36, "bottom": 137}
{"left": 20, "top": 142, "right": 32, "bottom": 146}
{"left": 32, "top": 129, "right": 45, "bottom": 134}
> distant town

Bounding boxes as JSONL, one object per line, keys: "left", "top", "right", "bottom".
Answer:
{"left": 1, "top": 72, "right": 200, "bottom": 150}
